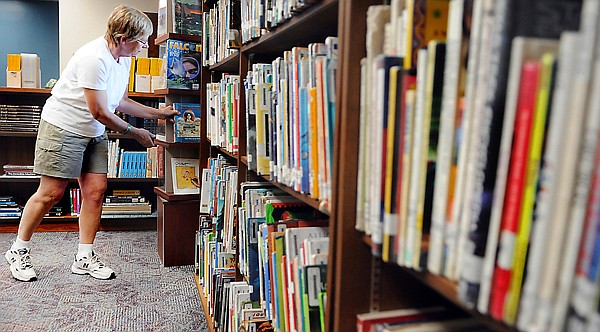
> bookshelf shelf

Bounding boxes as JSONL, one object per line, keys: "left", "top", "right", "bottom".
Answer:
{"left": 128, "top": 91, "right": 165, "bottom": 99}
{"left": 152, "top": 88, "right": 202, "bottom": 96}
{"left": 193, "top": 274, "right": 216, "bottom": 332}
{"left": 0, "top": 131, "right": 38, "bottom": 138}
{"left": 208, "top": 51, "right": 240, "bottom": 72}
{"left": 0, "top": 176, "right": 159, "bottom": 183}
{"left": 256, "top": 173, "right": 328, "bottom": 214}
{"left": 0, "top": 87, "right": 51, "bottom": 94}
{"left": 154, "top": 186, "right": 198, "bottom": 201}
{"left": 154, "top": 139, "right": 201, "bottom": 148}
{"left": 155, "top": 33, "right": 203, "bottom": 45}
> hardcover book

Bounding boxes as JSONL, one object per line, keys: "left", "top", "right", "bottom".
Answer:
{"left": 173, "top": 103, "right": 201, "bottom": 142}
{"left": 170, "top": 158, "right": 200, "bottom": 194}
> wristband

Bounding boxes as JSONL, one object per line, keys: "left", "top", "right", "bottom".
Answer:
{"left": 121, "top": 123, "right": 132, "bottom": 135}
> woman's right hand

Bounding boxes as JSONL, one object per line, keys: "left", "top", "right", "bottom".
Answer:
{"left": 130, "top": 127, "right": 155, "bottom": 148}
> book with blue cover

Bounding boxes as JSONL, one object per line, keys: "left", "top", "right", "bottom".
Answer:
{"left": 173, "top": 103, "right": 201, "bottom": 142}
{"left": 162, "top": 39, "right": 202, "bottom": 90}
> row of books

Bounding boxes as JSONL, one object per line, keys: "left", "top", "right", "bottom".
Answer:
{"left": 238, "top": 183, "right": 329, "bottom": 332}
{"left": 206, "top": 75, "right": 240, "bottom": 154}
{"left": 107, "top": 139, "right": 162, "bottom": 179}
{"left": 0, "top": 104, "right": 41, "bottom": 132}
{"left": 240, "top": 0, "right": 320, "bottom": 44}
{"left": 355, "top": 0, "right": 600, "bottom": 331}
{"left": 242, "top": 37, "right": 338, "bottom": 209}
{"left": 157, "top": 0, "right": 202, "bottom": 38}
{"left": 196, "top": 157, "right": 331, "bottom": 331}
{"left": 202, "top": 0, "right": 241, "bottom": 67}
{"left": 127, "top": 56, "right": 165, "bottom": 93}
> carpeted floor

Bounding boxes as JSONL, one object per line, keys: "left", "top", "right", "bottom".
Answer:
{"left": 0, "top": 230, "right": 209, "bottom": 332}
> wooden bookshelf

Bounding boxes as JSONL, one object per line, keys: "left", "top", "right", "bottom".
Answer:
{"left": 193, "top": 274, "right": 216, "bottom": 332}
{"left": 155, "top": 33, "right": 203, "bottom": 45}
{"left": 0, "top": 87, "right": 51, "bottom": 94}
{"left": 0, "top": 88, "right": 164, "bottom": 233}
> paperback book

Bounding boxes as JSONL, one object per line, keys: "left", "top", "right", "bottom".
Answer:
{"left": 162, "top": 39, "right": 202, "bottom": 90}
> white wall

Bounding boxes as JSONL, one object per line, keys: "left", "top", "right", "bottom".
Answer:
{"left": 58, "top": 0, "right": 157, "bottom": 71}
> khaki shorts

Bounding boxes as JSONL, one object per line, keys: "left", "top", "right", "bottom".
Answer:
{"left": 34, "top": 120, "right": 108, "bottom": 178}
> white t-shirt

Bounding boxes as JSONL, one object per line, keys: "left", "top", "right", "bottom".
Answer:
{"left": 41, "top": 37, "right": 131, "bottom": 137}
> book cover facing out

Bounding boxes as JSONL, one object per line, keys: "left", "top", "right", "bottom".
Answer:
{"left": 174, "top": 103, "right": 201, "bottom": 142}
{"left": 162, "top": 39, "right": 202, "bottom": 90}
{"left": 171, "top": 158, "right": 199, "bottom": 194}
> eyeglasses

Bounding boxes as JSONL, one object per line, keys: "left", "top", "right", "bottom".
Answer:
{"left": 133, "top": 38, "right": 149, "bottom": 48}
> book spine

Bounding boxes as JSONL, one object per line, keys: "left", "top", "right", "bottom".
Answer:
{"left": 489, "top": 60, "right": 540, "bottom": 320}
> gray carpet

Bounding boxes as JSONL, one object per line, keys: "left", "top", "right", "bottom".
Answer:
{"left": 0, "top": 231, "right": 209, "bottom": 332}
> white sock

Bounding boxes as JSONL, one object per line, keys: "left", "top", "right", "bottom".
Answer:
{"left": 77, "top": 243, "right": 94, "bottom": 259}
{"left": 11, "top": 237, "right": 30, "bottom": 250}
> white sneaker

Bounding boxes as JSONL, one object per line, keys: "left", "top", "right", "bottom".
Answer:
{"left": 5, "top": 247, "right": 37, "bottom": 282}
{"left": 71, "top": 251, "right": 116, "bottom": 280}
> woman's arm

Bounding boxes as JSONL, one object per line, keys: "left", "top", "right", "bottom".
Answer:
{"left": 84, "top": 88, "right": 156, "bottom": 147}
{"left": 116, "top": 89, "right": 178, "bottom": 119}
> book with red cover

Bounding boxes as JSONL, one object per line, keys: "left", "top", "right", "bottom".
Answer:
{"left": 489, "top": 60, "right": 540, "bottom": 320}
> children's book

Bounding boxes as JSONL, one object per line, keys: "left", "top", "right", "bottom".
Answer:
{"left": 173, "top": 103, "right": 201, "bottom": 142}
{"left": 171, "top": 158, "right": 200, "bottom": 194}
{"left": 162, "top": 39, "right": 202, "bottom": 90}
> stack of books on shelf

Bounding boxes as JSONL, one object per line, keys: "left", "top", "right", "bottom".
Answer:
{"left": 242, "top": 37, "right": 338, "bottom": 209}
{"left": 0, "top": 104, "right": 42, "bottom": 132}
{"left": 196, "top": 155, "right": 330, "bottom": 331}
{"left": 2, "top": 164, "right": 37, "bottom": 177}
{"left": 101, "top": 190, "right": 152, "bottom": 216}
{"left": 0, "top": 196, "right": 22, "bottom": 219}
{"left": 354, "top": 0, "right": 600, "bottom": 331}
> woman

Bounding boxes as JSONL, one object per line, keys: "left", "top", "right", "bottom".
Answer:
{"left": 5, "top": 5, "right": 179, "bottom": 282}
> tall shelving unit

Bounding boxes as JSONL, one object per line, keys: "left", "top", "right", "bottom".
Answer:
{"left": 191, "top": 0, "right": 597, "bottom": 331}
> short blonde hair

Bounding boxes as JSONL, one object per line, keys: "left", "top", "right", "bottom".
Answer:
{"left": 105, "top": 5, "right": 153, "bottom": 45}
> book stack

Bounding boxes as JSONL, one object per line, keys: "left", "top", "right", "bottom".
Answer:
{"left": 2, "top": 164, "right": 36, "bottom": 177}
{"left": 102, "top": 190, "right": 152, "bottom": 216}
{"left": 0, "top": 196, "right": 21, "bottom": 219}
{"left": 0, "top": 104, "right": 42, "bottom": 132}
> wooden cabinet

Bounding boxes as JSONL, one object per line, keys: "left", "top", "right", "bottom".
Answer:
{"left": 155, "top": 187, "right": 200, "bottom": 266}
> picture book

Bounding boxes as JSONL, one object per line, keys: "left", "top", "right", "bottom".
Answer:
{"left": 162, "top": 39, "right": 202, "bottom": 90}
{"left": 173, "top": 103, "right": 201, "bottom": 142}
{"left": 171, "top": 158, "right": 200, "bottom": 194}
